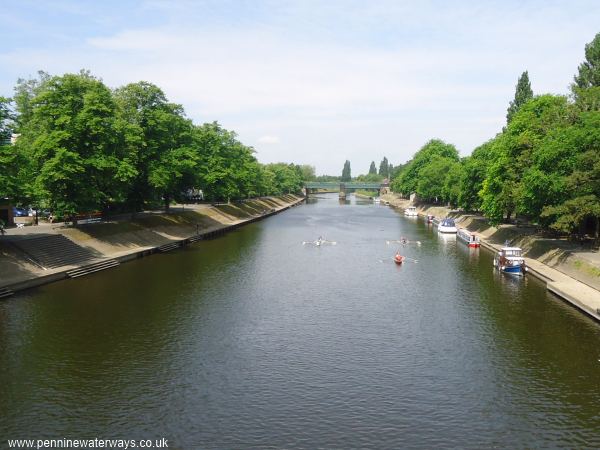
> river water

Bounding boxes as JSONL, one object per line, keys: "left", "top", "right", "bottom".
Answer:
{"left": 1, "top": 194, "right": 600, "bottom": 448}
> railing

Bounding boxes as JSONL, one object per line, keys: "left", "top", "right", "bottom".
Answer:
{"left": 304, "top": 182, "right": 383, "bottom": 189}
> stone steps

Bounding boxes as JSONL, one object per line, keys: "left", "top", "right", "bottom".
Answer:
{"left": 11, "top": 235, "right": 96, "bottom": 269}
{"left": 0, "top": 287, "right": 14, "bottom": 299}
{"left": 157, "top": 242, "right": 181, "bottom": 252}
{"left": 66, "top": 259, "right": 120, "bottom": 278}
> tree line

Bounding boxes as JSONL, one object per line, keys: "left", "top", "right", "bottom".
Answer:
{"left": 335, "top": 157, "right": 402, "bottom": 183}
{"left": 0, "top": 71, "right": 311, "bottom": 218}
{"left": 390, "top": 33, "right": 600, "bottom": 238}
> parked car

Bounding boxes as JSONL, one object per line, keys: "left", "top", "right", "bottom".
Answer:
{"left": 13, "top": 207, "right": 28, "bottom": 217}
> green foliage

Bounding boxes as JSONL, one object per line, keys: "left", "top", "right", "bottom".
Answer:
{"left": 416, "top": 156, "right": 458, "bottom": 203}
{"left": 0, "top": 96, "right": 20, "bottom": 198}
{"left": 13, "top": 71, "right": 50, "bottom": 132}
{"left": 114, "top": 81, "right": 193, "bottom": 210}
{"left": 368, "top": 161, "right": 377, "bottom": 174}
{"left": 572, "top": 32, "right": 600, "bottom": 90}
{"left": 355, "top": 173, "right": 384, "bottom": 182}
{"left": 299, "top": 164, "right": 316, "bottom": 181}
{"left": 315, "top": 174, "right": 341, "bottom": 182}
{"left": 378, "top": 156, "right": 389, "bottom": 177}
{"left": 506, "top": 71, "right": 533, "bottom": 124}
{"left": 458, "top": 140, "right": 497, "bottom": 211}
{"left": 391, "top": 139, "right": 458, "bottom": 196}
{"left": 383, "top": 37, "right": 600, "bottom": 238}
{"left": 14, "top": 72, "right": 137, "bottom": 216}
{"left": 4, "top": 69, "right": 304, "bottom": 217}
{"left": 341, "top": 160, "right": 351, "bottom": 181}
{"left": 262, "top": 163, "right": 303, "bottom": 195}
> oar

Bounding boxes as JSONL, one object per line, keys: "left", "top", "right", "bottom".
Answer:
{"left": 386, "top": 240, "right": 422, "bottom": 246}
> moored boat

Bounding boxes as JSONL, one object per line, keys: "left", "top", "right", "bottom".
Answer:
{"left": 457, "top": 228, "right": 480, "bottom": 247}
{"left": 438, "top": 218, "right": 457, "bottom": 233}
{"left": 493, "top": 247, "right": 527, "bottom": 275}
{"left": 404, "top": 206, "right": 418, "bottom": 217}
{"left": 426, "top": 214, "right": 435, "bottom": 223}
{"left": 373, "top": 197, "right": 381, "bottom": 204}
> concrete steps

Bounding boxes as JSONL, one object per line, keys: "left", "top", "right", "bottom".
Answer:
{"left": 67, "top": 259, "right": 120, "bottom": 278}
{"left": 11, "top": 235, "right": 96, "bottom": 269}
{"left": 158, "top": 242, "right": 181, "bottom": 252}
{"left": 0, "top": 287, "right": 14, "bottom": 299}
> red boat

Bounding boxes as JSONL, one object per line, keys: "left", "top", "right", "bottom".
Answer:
{"left": 394, "top": 254, "right": 405, "bottom": 264}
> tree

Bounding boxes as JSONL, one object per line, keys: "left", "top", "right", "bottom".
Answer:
{"left": 391, "top": 139, "right": 458, "bottom": 195}
{"left": 263, "top": 163, "right": 303, "bottom": 195}
{"left": 506, "top": 71, "right": 533, "bottom": 124}
{"left": 114, "top": 81, "right": 192, "bottom": 210}
{"left": 341, "top": 160, "right": 351, "bottom": 181}
{"left": 0, "top": 96, "right": 20, "bottom": 199}
{"left": 458, "top": 140, "right": 497, "bottom": 211}
{"left": 356, "top": 173, "right": 383, "bottom": 182}
{"left": 416, "top": 156, "right": 452, "bottom": 202}
{"left": 12, "top": 71, "right": 50, "bottom": 132}
{"left": 572, "top": 32, "right": 600, "bottom": 90}
{"left": 368, "top": 161, "right": 377, "bottom": 174}
{"left": 299, "top": 164, "right": 316, "bottom": 181}
{"left": 480, "top": 95, "right": 572, "bottom": 224}
{"left": 378, "top": 156, "right": 389, "bottom": 177}
{"left": 541, "top": 109, "right": 600, "bottom": 238}
{"left": 15, "top": 71, "right": 137, "bottom": 218}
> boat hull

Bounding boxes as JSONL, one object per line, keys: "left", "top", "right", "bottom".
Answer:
{"left": 438, "top": 227, "right": 457, "bottom": 233}
{"left": 499, "top": 265, "right": 523, "bottom": 275}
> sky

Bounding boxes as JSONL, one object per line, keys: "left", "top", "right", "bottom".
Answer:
{"left": 1, "top": 1, "right": 599, "bottom": 175}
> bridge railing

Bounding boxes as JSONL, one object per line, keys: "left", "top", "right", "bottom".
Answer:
{"left": 304, "top": 182, "right": 383, "bottom": 189}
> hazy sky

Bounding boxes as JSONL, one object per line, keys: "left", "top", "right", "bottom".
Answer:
{"left": 1, "top": 1, "right": 598, "bottom": 175}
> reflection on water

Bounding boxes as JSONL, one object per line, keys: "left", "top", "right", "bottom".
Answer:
{"left": 1, "top": 193, "right": 600, "bottom": 448}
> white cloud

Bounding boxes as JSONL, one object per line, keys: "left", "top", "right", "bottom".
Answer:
{"left": 258, "top": 135, "right": 280, "bottom": 144}
{"left": 1, "top": 1, "right": 599, "bottom": 174}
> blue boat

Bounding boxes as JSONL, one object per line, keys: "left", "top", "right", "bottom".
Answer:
{"left": 493, "top": 247, "right": 527, "bottom": 275}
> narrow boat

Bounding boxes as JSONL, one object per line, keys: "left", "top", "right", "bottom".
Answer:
{"left": 493, "top": 247, "right": 527, "bottom": 275}
{"left": 438, "top": 218, "right": 457, "bottom": 233}
{"left": 457, "top": 228, "right": 480, "bottom": 247}
{"left": 394, "top": 253, "right": 405, "bottom": 264}
{"left": 426, "top": 214, "right": 435, "bottom": 223}
{"left": 404, "top": 206, "right": 418, "bottom": 216}
{"left": 373, "top": 197, "right": 381, "bottom": 204}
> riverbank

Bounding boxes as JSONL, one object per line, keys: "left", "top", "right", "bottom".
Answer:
{"left": 381, "top": 193, "right": 600, "bottom": 322}
{"left": 0, "top": 195, "right": 304, "bottom": 296}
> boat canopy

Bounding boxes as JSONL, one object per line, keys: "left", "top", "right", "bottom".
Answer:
{"left": 441, "top": 218, "right": 455, "bottom": 226}
{"left": 501, "top": 247, "right": 523, "bottom": 256}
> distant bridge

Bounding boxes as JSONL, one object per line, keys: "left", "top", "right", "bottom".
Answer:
{"left": 303, "top": 181, "right": 388, "bottom": 198}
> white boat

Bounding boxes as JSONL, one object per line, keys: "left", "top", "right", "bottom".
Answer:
{"left": 457, "top": 228, "right": 480, "bottom": 247}
{"left": 493, "top": 247, "right": 527, "bottom": 275}
{"left": 404, "top": 206, "right": 418, "bottom": 217}
{"left": 438, "top": 218, "right": 457, "bottom": 233}
{"left": 373, "top": 198, "right": 381, "bottom": 203}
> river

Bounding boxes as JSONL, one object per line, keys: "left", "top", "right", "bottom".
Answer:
{"left": 1, "top": 193, "right": 599, "bottom": 448}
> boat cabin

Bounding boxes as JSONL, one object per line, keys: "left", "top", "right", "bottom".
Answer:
{"left": 500, "top": 247, "right": 522, "bottom": 257}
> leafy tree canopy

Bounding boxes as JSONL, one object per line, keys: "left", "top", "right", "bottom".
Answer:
{"left": 506, "top": 71, "right": 533, "bottom": 124}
